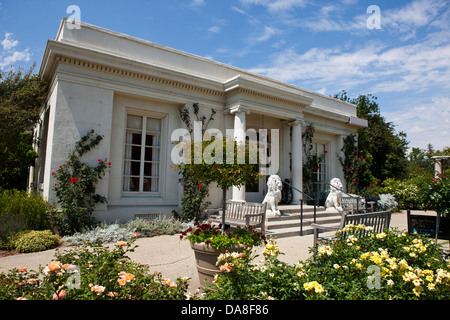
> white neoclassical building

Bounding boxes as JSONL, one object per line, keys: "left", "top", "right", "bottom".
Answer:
{"left": 30, "top": 18, "right": 367, "bottom": 223}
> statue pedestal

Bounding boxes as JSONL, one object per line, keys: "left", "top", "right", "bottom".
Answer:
{"left": 325, "top": 207, "right": 341, "bottom": 214}
{"left": 266, "top": 210, "right": 281, "bottom": 218}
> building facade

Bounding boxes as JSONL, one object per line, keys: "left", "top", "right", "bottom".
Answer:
{"left": 30, "top": 19, "right": 367, "bottom": 223}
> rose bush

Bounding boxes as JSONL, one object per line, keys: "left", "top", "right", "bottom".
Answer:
{"left": 422, "top": 174, "right": 450, "bottom": 217}
{"left": 50, "top": 130, "right": 111, "bottom": 235}
{"left": 203, "top": 227, "right": 450, "bottom": 300}
{"left": 0, "top": 238, "right": 193, "bottom": 300}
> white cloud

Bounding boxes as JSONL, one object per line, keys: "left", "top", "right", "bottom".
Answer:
{"left": 239, "top": 0, "right": 308, "bottom": 12}
{"left": 249, "top": 32, "right": 450, "bottom": 95}
{"left": 297, "top": 0, "right": 448, "bottom": 35}
{"left": 381, "top": 0, "right": 446, "bottom": 31}
{"left": 0, "top": 33, "right": 32, "bottom": 70}
{"left": 1, "top": 32, "right": 19, "bottom": 50}
{"left": 254, "top": 25, "right": 277, "bottom": 42}
{"left": 208, "top": 26, "right": 220, "bottom": 33}
{"left": 191, "top": 0, "right": 205, "bottom": 6}
{"left": 384, "top": 97, "right": 450, "bottom": 150}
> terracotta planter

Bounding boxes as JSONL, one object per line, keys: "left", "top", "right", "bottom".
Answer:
{"left": 190, "top": 242, "right": 248, "bottom": 288}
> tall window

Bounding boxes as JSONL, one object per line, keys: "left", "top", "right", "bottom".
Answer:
{"left": 123, "top": 114, "right": 161, "bottom": 193}
{"left": 314, "top": 143, "right": 328, "bottom": 196}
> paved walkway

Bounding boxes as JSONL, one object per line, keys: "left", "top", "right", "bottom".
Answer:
{"left": 0, "top": 211, "right": 439, "bottom": 291}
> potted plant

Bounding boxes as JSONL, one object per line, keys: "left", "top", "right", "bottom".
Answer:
{"left": 180, "top": 222, "right": 266, "bottom": 287}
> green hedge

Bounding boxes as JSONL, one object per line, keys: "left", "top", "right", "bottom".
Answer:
{"left": 0, "top": 189, "right": 51, "bottom": 240}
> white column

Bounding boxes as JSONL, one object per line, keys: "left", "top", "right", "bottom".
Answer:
{"left": 230, "top": 106, "right": 250, "bottom": 202}
{"left": 291, "top": 118, "right": 303, "bottom": 204}
{"left": 281, "top": 124, "right": 291, "bottom": 180}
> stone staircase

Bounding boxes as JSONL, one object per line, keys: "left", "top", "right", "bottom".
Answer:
{"left": 264, "top": 204, "right": 342, "bottom": 239}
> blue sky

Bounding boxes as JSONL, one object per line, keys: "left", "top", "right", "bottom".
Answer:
{"left": 1, "top": 0, "right": 449, "bottom": 151}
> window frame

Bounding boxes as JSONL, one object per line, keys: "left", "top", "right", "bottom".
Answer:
{"left": 122, "top": 109, "right": 167, "bottom": 197}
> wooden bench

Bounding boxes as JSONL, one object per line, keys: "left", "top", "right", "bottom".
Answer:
{"left": 312, "top": 210, "right": 392, "bottom": 247}
{"left": 207, "top": 200, "right": 267, "bottom": 235}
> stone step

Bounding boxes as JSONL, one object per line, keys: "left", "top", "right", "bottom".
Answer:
{"left": 264, "top": 207, "right": 342, "bottom": 239}
{"left": 265, "top": 222, "right": 340, "bottom": 239}
{"left": 266, "top": 216, "right": 342, "bottom": 230}
{"left": 266, "top": 210, "right": 340, "bottom": 222}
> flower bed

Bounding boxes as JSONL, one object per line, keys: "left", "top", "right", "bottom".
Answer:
{"left": 1, "top": 226, "right": 448, "bottom": 300}
{"left": 0, "top": 238, "right": 191, "bottom": 300}
{"left": 204, "top": 227, "right": 450, "bottom": 300}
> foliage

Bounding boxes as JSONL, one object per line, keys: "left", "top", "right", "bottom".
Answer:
{"left": 334, "top": 91, "right": 409, "bottom": 183}
{"left": 125, "top": 217, "right": 191, "bottom": 237}
{"left": 172, "top": 135, "right": 261, "bottom": 232}
{"left": 422, "top": 174, "right": 450, "bottom": 217}
{"left": 61, "top": 218, "right": 191, "bottom": 245}
{"left": 0, "top": 189, "right": 51, "bottom": 243}
{"left": 174, "top": 103, "right": 215, "bottom": 222}
{"left": 14, "top": 230, "right": 60, "bottom": 253}
{"left": 301, "top": 123, "right": 325, "bottom": 197}
{"left": 0, "top": 238, "right": 191, "bottom": 300}
{"left": 176, "top": 176, "right": 211, "bottom": 222}
{"left": 377, "top": 194, "right": 398, "bottom": 211}
{"left": 61, "top": 223, "right": 137, "bottom": 246}
{"left": 180, "top": 222, "right": 266, "bottom": 250}
{"left": 339, "top": 134, "right": 375, "bottom": 194}
{"left": 50, "top": 130, "right": 110, "bottom": 236}
{"left": 0, "top": 133, "right": 37, "bottom": 190}
{"left": 204, "top": 228, "right": 450, "bottom": 300}
{"left": 0, "top": 66, "right": 48, "bottom": 190}
{"left": 375, "top": 178, "right": 422, "bottom": 210}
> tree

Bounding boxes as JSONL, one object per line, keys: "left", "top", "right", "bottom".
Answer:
{"left": 333, "top": 91, "right": 409, "bottom": 186}
{"left": 172, "top": 136, "right": 261, "bottom": 234}
{"left": 0, "top": 65, "right": 48, "bottom": 189}
{"left": 174, "top": 103, "right": 216, "bottom": 222}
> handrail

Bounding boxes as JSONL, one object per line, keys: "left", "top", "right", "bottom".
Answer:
{"left": 282, "top": 180, "right": 315, "bottom": 201}
{"left": 282, "top": 180, "right": 317, "bottom": 236}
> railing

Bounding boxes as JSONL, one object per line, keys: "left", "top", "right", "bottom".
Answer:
{"left": 282, "top": 180, "right": 317, "bottom": 236}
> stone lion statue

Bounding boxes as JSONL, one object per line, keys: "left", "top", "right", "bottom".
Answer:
{"left": 263, "top": 175, "right": 283, "bottom": 216}
{"left": 325, "top": 177, "right": 344, "bottom": 212}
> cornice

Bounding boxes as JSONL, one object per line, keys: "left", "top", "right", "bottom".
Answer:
{"left": 55, "top": 54, "right": 225, "bottom": 98}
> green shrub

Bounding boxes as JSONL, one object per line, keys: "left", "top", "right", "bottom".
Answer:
{"left": 14, "top": 230, "right": 60, "bottom": 253}
{"left": 126, "top": 217, "right": 191, "bottom": 237}
{"left": 0, "top": 230, "right": 30, "bottom": 250}
{"left": 0, "top": 189, "right": 51, "bottom": 241}
{"left": 377, "top": 178, "right": 422, "bottom": 210}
